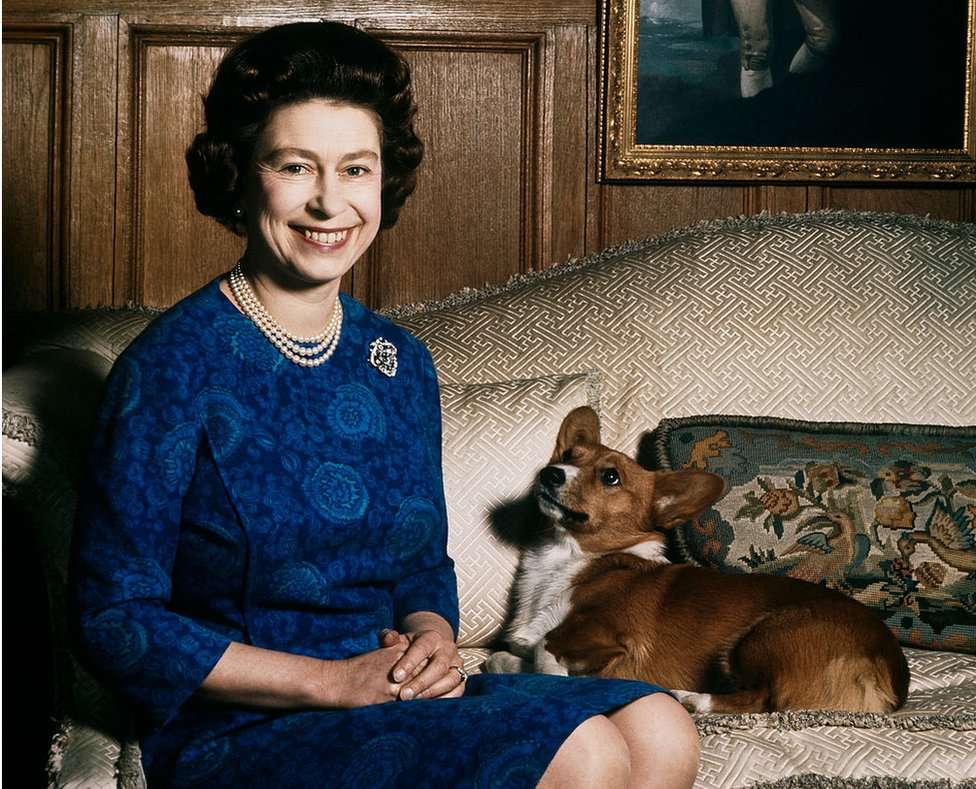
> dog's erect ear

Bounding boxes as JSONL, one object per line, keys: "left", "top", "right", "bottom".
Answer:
{"left": 650, "top": 471, "right": 724, "bottom": 531}
{"left": 551, "top": 406, "right": 601, "bottom": 462}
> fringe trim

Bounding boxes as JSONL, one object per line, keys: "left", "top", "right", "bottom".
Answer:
{"left": 46, "top": 716, "right": 72, "bottom": 789}
{"left": 117, "top": 739, "right": 146, "bottom": 789}
{"left": 382, "top": 210, "right": 976, "bottom": 320}
{"left": 748, "top": 776, "right": 970, "bottom": 789}
{"left": 649, "top": 415, "right": 976, "bottom": 472}
{"left": 695, "top": 709, "right": 976, "bottom": 735}
{"left": 2, "top": 412, "right": 42, "bottom": 447}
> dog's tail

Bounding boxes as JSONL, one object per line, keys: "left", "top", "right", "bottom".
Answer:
{"left": 823, "top": 647, "right": 909, "bottom": 713}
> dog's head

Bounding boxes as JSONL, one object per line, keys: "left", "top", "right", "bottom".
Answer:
{"left": 535, "top": 406, "right": 724, "bottom": 554}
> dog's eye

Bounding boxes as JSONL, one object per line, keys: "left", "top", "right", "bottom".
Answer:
{"left": 601, "top": 468, "right": 620, "bottom": 486}
{"left": 562, "top": 448, "right": 576, "bottom": 462}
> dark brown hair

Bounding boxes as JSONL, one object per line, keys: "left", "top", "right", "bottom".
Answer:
{"left": 186, "top": 21, "right": 423, "bottom": 234}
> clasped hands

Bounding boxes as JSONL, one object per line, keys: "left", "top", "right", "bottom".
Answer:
{"left": 331, "top": 614, "right": 466, "bottom": 707}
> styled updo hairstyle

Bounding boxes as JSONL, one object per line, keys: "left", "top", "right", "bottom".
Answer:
{"left": 186, "top": 21, "right": 424, "bottom": 235}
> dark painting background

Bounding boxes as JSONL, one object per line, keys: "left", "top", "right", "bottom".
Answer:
{"left": 636, "top": 0, "right": 969, "bottom": 149}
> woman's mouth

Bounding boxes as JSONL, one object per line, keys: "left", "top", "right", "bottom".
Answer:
{"left": 297, "top": 227, "right": 351, "bottom": 247}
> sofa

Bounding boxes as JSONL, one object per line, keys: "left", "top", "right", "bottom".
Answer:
{"left": 5, "top": 210, "right": 975, "bottom": 788}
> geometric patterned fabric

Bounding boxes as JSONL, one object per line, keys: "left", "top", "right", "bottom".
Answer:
{"left": 695, "top": 647, "right": 976, "bottom": 788}
{"left": 651, "top": 416, "right": 976, "bottom": 653}
{"left": 440, "top": 373, "right": 601, "bottom": 647}
{"left": 5, "top": 211, "right": 976, "bottom": 788}
{"left": 393, "top": 212, "right": 976, "bottom": 461}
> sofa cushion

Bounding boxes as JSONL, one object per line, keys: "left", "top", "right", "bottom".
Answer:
{"left": 440, "top": 372, "right": 602, "bottom": 647}
{"left": 392, "top": 212, "right": 976, "bottom": 458}
{"left": 10, "top": 308, "right": 157, "bottom": 366}
{"left": 650, "top": 415, "right": 976, "bottom": 653}
{"left": 694, "top": 648, "right": 976, "bottom": 788}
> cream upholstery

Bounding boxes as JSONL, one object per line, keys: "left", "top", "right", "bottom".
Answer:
{"left": 395, "top": 211, "right": 976, "bottom": 456}
{"left": 5, "top": 211, "right": 975, "bottom": 788}
{"left": 440, "top": 372, "right": 602, "bottom": 648}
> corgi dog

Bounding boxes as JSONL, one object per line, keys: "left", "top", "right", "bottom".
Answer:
{"left": 486, "top": 406, "right": 910, "bottom": 714}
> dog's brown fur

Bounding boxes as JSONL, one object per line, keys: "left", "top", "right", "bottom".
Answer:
{"left": 537, "top": 407, "right": 910, "bottom": 714}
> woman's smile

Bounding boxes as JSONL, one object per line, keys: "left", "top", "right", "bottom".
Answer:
{"left": 242, "top": 99, "right": 383, "bottom": 292}
{"left": 297, "top": 226, "right": 352, "bottom": 247}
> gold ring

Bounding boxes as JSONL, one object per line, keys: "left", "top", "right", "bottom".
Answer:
{"left": 451, "top": 665, "right": 468, "bottom": 683}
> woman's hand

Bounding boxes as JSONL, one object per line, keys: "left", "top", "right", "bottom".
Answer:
{"left": 316, "top": 631, "right": 411, "bottom": 708}
{"left": 387, "top": 612, "right": 467, "bottom": 701}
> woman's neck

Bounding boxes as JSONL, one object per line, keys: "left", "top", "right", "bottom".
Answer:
{"left": 222, "top": 260, "right": 341, "bottom": 338}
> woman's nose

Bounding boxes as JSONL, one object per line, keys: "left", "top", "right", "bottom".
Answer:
{"left": 308, "top": 174, "right": 346, "bottom": 217}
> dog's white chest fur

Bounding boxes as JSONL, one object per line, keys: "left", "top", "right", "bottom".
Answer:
{"left": 487, "top": 529, "right": 668, "bottom": 676}
{"left": 508, "top": 531, "right": 587, "bottom": 655}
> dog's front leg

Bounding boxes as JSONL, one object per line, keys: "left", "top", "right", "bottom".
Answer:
{"left": 483, "top": 650, "right": 529, "bottom": 674}
{"left": 533, "top": 641, "right": 570, "bottom": 676}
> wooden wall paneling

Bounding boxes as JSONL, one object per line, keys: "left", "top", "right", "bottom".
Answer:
{"left": 584, "top": 20, "right": 603, "bottom": 257}
{"left": 119, "top": 19, "right": 248, "bottom": 307}
{"left": 744, "top": 185, "right": 817, "bottom": 215}
{"left": 824, "top": 186, "right": 976, "bottom": 222}
{"left": 961, "top": 189, "right": 976, "bottom": 220}
{"left": 548, "top": 24, "right": 590, "bottom": 267}
{"left": 359, "top": 26, "right": 553, "bottom": 309}
{"left": 67, "top": 15, "right": 118, "bottom": 307}
{"left": 5, "top": 1, "right": 599, "bottom": 25}
{"left": 2, "top": 24, "right": 69, "bottom": 311}
{"left": 598, "top": 184, "right": 745, "bottom": 248}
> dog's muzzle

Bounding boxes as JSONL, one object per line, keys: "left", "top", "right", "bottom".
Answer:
{"left": 537, "top": 466, "right": 588, "bottom": 524}
{"left": 540, "top": 466, "right": 566, "bottom": 487}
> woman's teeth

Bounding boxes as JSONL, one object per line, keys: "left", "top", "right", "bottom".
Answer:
{"left": 303, "top": 229, "right": 348, "bottom": 244}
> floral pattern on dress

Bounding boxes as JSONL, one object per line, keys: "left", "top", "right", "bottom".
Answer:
{"left": 70, "top": 277, "right": 664, "bottom": 787}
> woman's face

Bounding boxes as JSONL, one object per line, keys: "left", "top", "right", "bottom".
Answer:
{"left": 242, "top": 99, "right": 383, "bottom": 290}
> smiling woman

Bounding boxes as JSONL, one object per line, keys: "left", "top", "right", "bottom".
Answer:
{"left": 68, "top": 20, "right": 699, "bottom": 789}
{"left": 238, "top": 100, "right": 383, "bottom": 337}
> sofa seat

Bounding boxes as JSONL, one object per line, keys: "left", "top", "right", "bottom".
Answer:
{"left": 5, "top": 211, "right": 975, "bottom": 788}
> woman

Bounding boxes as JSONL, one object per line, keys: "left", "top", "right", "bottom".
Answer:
{"left": 69, "top": 21, "right": 699, "bottom": 788}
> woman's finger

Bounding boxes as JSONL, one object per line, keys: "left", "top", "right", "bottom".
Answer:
{"left": 400, "top": 653, "right": 468, "bottom": 701}
{"left": 412, "top": 664, "right": 467, "bottom": 700}
{"left": 391, "top": 631, "right": 441, "bottom": 682}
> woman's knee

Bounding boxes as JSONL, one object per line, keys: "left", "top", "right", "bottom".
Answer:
{"left": 538, "top": 715, "right": 630, "bottom": 789}
{"left": 609, "top": 694, "right": 700, "bottom": 789}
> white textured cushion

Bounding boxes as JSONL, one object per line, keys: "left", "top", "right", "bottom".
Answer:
{"left": 394, "top": 212, "right": 976, "bottom": 458}
{"left": 440, "top": 372, "right": 601, "bottom": 647}
{"left": 694, "top": 649, "right": 976, "bottom": 788}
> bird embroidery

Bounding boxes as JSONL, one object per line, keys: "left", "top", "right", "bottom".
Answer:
{"left": 782, "top": 510, "right": 871, "bottom": 587}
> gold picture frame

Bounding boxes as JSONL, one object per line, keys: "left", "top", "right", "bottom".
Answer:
{"left": 600, "top": 0, "right": 976, "bottom": 182}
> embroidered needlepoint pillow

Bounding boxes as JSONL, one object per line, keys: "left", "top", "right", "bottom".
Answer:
{"left": 650, "top": 416, "right": 976, "bottom": 652}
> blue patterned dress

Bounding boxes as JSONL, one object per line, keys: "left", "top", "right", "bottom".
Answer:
{"left": 69, "top": 277, "right": 664, "bottom": 788}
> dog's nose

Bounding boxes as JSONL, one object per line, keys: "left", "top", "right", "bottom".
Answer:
{"left": 540, "top": 466, "right": 566, "bottom": 487}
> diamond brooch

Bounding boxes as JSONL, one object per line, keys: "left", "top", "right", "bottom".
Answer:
{"left": 369, "top": 338, "right": 398, "bottom": 378}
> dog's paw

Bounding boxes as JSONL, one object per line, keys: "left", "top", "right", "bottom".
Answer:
{"left": 484, "top": 650, "right": 528, "bottom": 674}
{"left": 534, "top": 644, "right": 570, "bottom": 676}
{"left": 671, "top": 689, "right": 713, "bottom": 713}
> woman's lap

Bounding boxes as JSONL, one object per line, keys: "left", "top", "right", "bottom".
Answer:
{"left": 155, "top": 674, "right": 666, "bottom": 788}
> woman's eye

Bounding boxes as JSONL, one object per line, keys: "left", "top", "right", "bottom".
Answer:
{"left": 345, "top": 165, "right": 369, "bottom": 177}
{"left": 282, "top": 163, "right": 308, "bottom": 174}
{"left": 601, "top": 469, "right": 620, "bottom": 486}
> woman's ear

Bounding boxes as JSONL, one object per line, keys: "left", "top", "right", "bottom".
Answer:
{"left": 650, "top": 471, "right": 724, "bottom": 531}
{"left": 550, "top": 406, "right": 601, "bottom": 462}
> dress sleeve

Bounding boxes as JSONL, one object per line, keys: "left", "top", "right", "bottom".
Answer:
{"left": 391, "top": 344, "right": 461, "bottom": 638}
{"left": 69, "top": 346, "right": 232, "bottom": 732}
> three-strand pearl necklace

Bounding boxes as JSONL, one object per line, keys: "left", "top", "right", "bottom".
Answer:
{"left": 228, "top": 260, "right": 343, "bottom": 368}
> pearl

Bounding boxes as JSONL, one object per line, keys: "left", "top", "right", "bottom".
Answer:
{"left": 228, "top": 260, "right": 343, "bottom": 368}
